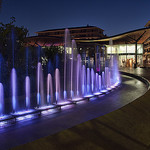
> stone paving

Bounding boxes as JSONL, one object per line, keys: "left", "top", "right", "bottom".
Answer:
{"left": 11, "top": 68, "right": 150, "bottom": 150}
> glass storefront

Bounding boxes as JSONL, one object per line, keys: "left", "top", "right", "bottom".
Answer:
{"left": 106, "top": 44, "right": 143, "bottom": 67}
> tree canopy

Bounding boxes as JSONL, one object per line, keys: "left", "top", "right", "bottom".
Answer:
{"left": 0, "top": 17, "right": 28, "bottom": 58}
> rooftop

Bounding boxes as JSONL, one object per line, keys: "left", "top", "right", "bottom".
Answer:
{"left": 76, "top": 27, "right": 150, "bottom": 44}
{"left": 36, "top": 25, "right": 104, "bottom": 34}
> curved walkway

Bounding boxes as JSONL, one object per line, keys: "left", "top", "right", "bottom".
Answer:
{"left": 10, "top": 72, "right": 149, "bottom": 150}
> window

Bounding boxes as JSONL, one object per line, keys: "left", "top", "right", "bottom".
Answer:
{"left": 127, "top": 45, "right": 135, "bottom": 53}
{"left": 106, "top": 44, "right": 143, "bottom": 54}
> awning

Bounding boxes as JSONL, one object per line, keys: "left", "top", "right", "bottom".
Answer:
{"left": 76, "top": 27, "right": 150, "bottom": 45}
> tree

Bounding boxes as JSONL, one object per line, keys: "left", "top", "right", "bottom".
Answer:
{"left": 0, "top": 16, "right": 28, "bottom": 68}
{"left": 0, "top": 17, "right": 29, "bottom": 97}
{"left": 43, "top": 45, "right": 63, "bottom": 61}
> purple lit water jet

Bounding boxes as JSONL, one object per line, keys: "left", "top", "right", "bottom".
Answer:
{"left": 87, "top": 68, "right": 90, "bottom": 94}
{"left": 109, "top": 55, "right": 121, "bottom": 86}
{"left": 64, "top": 29, "right": 71, "bottom": 99}
{"left": 0, "top": 28, "right": 121, "bottom": 120}
{"left": 47, "top": 73, "right": 53, "bottom": 104}
{"left": 11, "top": 68, "right": 17, "bottom": 112}
{"left": 95, "top": 73, "right": 99, "bottom": 92}
{"left": 37, "top": 62, "right": 44, "bottom": 107}
{"left": 76, "top": 54, "right": 81, "bottom": 96}
{"left": 99, "top": 75, "right": 101, "bottom": 91}
{"left": 91, "top": 68, "right": 94, "bottom": 92}
{"left": 0, "top": 83, "right": 4, "bottom": 116}
{"left": 102, "top": 71, "right": 105, "bottom": 90}
{"left": 82, "top": 65, "right": 86, "bottom": 96}
{"left": 25, "top": 76, "right": 30, "bottom": 110}
{"left": 55, "top": 68, "right": 60, "bottom": 103}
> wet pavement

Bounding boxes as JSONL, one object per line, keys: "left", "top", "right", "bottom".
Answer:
{"left": 120, "top": 67, "right": 150, "bottom": 81}
{"left": 0, "top": 75, "right": 147, "bottom": 150}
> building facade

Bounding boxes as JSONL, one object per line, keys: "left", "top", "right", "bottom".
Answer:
{"left": 26, "top": 23, "right": 150, "bottom": 68}
{"left": 143, "top": 21, "right": 150, "bottom": 67}
{"left": 27, "top": 25, "right": 106, "bottom": 47}
{"left": 106, "top": 44, "right": 143, "bottom": 67}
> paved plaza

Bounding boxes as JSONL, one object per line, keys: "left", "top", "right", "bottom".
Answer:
{"left": 0, "top": 71, "right": 146, "bottom": 150}
{"left": 11, "top": 68, "right": 150, "bottom": 150}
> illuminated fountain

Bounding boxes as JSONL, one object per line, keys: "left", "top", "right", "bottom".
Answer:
{"left": 36, "top": 62, "right": 56, "bottom": 111}
{"left": 25, "top": 76, "right": 30, "bottom": 109}
{"left": 94, "top": 73, "right": 99, "bottom": 95}
{"left": 0, "top": 53, "right": 13, "bottom": 122}
{"left": 11, "top": 29, "right": 17, "bottom": 113}
{"left": 25, "top": 48, "right": 30, "bottom": 110}
{"left": 12, "top": 48, "right": 38, "bottom": 118}
{"left": 11, "top": 30, "right": 37, "bottom": 120}
{"left": 11, "top": 69, "right": 17, "bottom": 113}
{"left": 47, "top": 73, "right": 53, "bottom": 104}
{"left": 91, "top": 68, "right": 95, "bottom": 92}
{"left": 99, "top": 75, "right": 101, "bottom": 91}
{"left": 0, "top": 54, "right": 4, "bottom": 118}
{"left": 70, "top": 54, "right": 83, "bottom": 102}
{"left": 64, "top": 29, "right": 71, "bottom": 99}
{"left": 55, "top": 68, "right": 60, "bottom": 103}
{"left": 54, "top": 52, "right": 71, "bottom": 106}
{"left": 110, "top": 55, "right": 121, "bottom": 88}
{"left": 0, "top": 83, "right": 4, "bottom": 116}
{"left": 37, "top": 62, "right": 44, "bottom": 107}
{"left": 87, "top": 68, "right": 91, "bottom": 94}
{"left": 0, "top": 28, "right": 121, "bottom": 124}
{"left": 70, "top": 39, "right": 77, "bottom": 98}
{"left": 101, "top": 71, "right": 107, "bottom": 93}
{"left": 51, "top": 29, "right": 120, "bottom": 105}
{"left": 82, "top": 65, "right": 86, "bottom": 96}
{"left": 76, "top": 54, "right": 81, "bottom": 97}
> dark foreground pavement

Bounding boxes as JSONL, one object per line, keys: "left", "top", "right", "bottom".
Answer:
{"left": 9, "top": 70, "right": 150, "bottom": 150}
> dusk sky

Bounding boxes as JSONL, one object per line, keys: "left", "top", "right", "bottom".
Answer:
{"left": 0, "top": 0, "right": 150, "bottom": 36}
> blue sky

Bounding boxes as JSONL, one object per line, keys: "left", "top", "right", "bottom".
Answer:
{"left": 0, "top": 0, "right": 150, "bottom": 36}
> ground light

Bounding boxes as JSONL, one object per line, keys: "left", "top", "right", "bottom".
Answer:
{"left": 35, "top": 105, "right": 59, "bottom": 116}
{"left": 0, "top": 84, "right": 120, "bottom": 127}
{"left": 12, "top": 109, "right": 40, "bottom": 122}
{"left": 93, "top": 92, "right": 102, "bottom": 96}
{"left": 0, "top": 115, "right": 15, "bottom": 128}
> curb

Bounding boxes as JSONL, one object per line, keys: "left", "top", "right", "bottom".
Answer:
{"left": 119, "top": 71, "right": 150, "bottom": 90}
